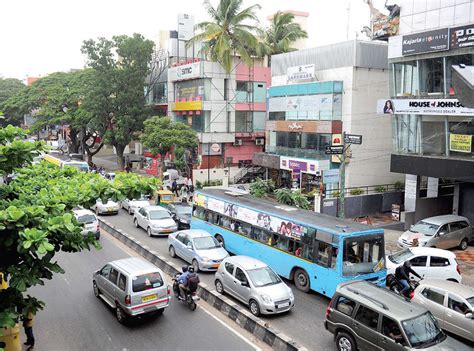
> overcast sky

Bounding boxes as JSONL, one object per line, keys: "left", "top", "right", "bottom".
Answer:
{"left": 0, "top": 0, "right": 387, "bottom": 80}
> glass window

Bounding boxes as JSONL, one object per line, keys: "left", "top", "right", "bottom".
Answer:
{"left": 118, "top": 274, "right": 126, "bottom": 291}
{"left": 175, "top": 114, "right": 187, "bottom": 125}
{"left": 191, "top": 113, "right": 205, "bottom": 132}
{"left": 422, "top": 117, "right": 446, "bottom": 156}
{"left": 342, "top": 235, "right": 385, "bottom": 276}
{"left": 109, "top": 268, "right": 119, "bottom": 285}
{"left": 193, "top": 236, "right": 220, "bottom": 250}
{"left": 247, "top": 266, "right": 281, "bottom": 287}
{"left": 411, "top": 221, "right": 440, "bottom": 236}
{"left": 269, "top": 112, "right": 285, "bottom": 121}
{"left": 276, "top": 235, "right": 290, "bottom": 251}
{"left": 419, "top": 58, "right": 444, "bottom": 95}
{"left": 448, "top": 294, "right": 471, "bottom": 314}
{"left": 100, "top": 265, "right": 111, "bottom": 279}
{"left": 175, "top": 78, "right": 209, "bottom": 100}
{"left": 409, "top": 256, "right": 427, "bottom": 267}
{"left": 301, "top": 133, "right": 319, "bottom": 150}
{"left": 355, "top": 305, "right": 379, "bottom": 330}
{"left": 224, "top": 262, "right": 234, "bottom": 275}
{"left": 382, "top": 316, "right": 407, "bottom": 346}
{"left": 388, "top": 249, "right": 414, "bottom": 264}
{"left": 193, "top": 206, "right": 206, "bottom": 220}
{"left": 421, "top": 288, "right": 445, "bottom": 305}
{"left": 235, "top": 111, "right": 253, "bottom": 132}
{"left": 430, "top": 256, "right": 450, "bottom": 267}
{"left": 176, "top": 232, "right": 186, "bottom": 243}
{"left": 446, "top": 54, "right": 474, "bottom": 95}
{"left": 234, "top": 267, "right": 248, "bottom": 283}
{"left": 450, "top": 221, "right": 469, "bottom": 232}
{"left": 77, "top": 214, "right": 96, "bottom": 224}
{"left": 301, "top": 244, "right": 313, "bottom": 261}
{"left": 401, "top": 312, "right": 445, "bottom": 348}
{"left": 315, "top": 241, "right": 331, "bottom": 267}
{"left": 132, "top": 272, "right": 164, "bottom": 292}
{"left": 393, "top": 114, "right": 421, "bottom": 154}
{"left": 393, "top": 61, "right": 419, "bottom": 97}
{"left": 335, "top": 296, "right": 356, "bottom": 316}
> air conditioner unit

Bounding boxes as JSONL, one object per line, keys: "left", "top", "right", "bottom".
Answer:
{"left": 234, "top": 139, "right": 243, "bottom": 146}
{"left": 255, "top": 138, "right": 264, "bottom": 146}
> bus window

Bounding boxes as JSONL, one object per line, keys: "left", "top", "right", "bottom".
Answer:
{"left": 277, "top": 236, "right": 290, "bottom": 251}
{"left": 261, "top": 231, "right": 272, "bottom": 245}
{"left": 315, "top": 241, "right": 330, "bottom": 267}
{"left": 240, "top": 223, "right": 252, "bottom": 237}
{"left": 193, "top": 207, "right": 205, "bottom": 220}
{"left": 252, "top": 227, "right": 262, "bottom": 241}
{"left": 271, "top": 234, "right": 279, "bottom": 247}
{"left": 221, "top": 216, "right": 231, "bottom": 229}
{"left": 330, "top": 247, "right": 338, "bottom": 269}
{"left": 208, "top": 211, "right": 219, "bottom": 225}
{"left": 302, "top": 227, "right": 316, "bottom": 244}
{"left": 301, "top": 244, "right": 313, "bottom": 261}
{"left": 294, "top": 242, "right": 302, "bottom": 257}
{"left": 342, "top": 235, "right": 384, "bottom": 276}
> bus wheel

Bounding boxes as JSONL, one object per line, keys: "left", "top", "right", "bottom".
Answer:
{"left": 215, "top": 234, "right": 225, "bottom": 248}
{"left": 294, "top": 269, "right": 310, "bottom": 292}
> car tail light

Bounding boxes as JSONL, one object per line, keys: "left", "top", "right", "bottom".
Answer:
{"left": 167, "top": 285, "right": 171, "bottom": 295}
{"left": 326, "top": 296, "right": 335, "bottom": 318}
{"left": 125, "top": 295, "right": 131, "bottom": 305}
{"left": 456, "top": 264, "right": 461, "bottom": 275}
{"left": 409, "top": 291, "right": 415, "bottom": 300}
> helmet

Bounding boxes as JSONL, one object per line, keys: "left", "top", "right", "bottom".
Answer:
{"left": 182, "top": 266, "right": 188, "bottom": 273}
{"left": 404, "top": 260, "right": 411, "bottom": 268}
{"left": 188, "top": 266, "right": 195, "bottom": 273}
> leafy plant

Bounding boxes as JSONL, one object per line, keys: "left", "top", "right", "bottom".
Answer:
{"left": 394, "top": 181, "right": 404, "bottom": 191}
{"left": 374, "top": 185, "right": 387, "bottom": 193}
{"left": 331, "top": 191, "right": 341, "bottom": 198}
{"left": 249, "top": 177, "right": 274, "bottom": 198}
{"left": 291, "top": 190, "right": 311, "bottom": 210}
{"left": 350, "top": 188, "right": 364, "bottom": 196}
{"left": 274, "top": 188, "right": 294, "bottom": 206}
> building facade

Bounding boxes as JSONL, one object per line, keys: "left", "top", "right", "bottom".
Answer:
{"left": 387, "top": 0, "right": 474, "bottom": 225}
{"left": 167, "top": 59, "right": 271, "bottom": 184}
{"left": 254, "top": 40, "right": 401, "bottom": 197}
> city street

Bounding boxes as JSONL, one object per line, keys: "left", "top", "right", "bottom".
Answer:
{"left": 29, "top": 234, "right": 264, "bottom": 351}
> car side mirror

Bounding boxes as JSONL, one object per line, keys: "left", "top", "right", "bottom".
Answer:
{"left": 241, "top": 280, "right": 249, "bottom": 287}
{"left": 439, "top": 231, "right": 446, "bottom": 236}
{"left": 465, "top": 312, "right": 473, "bottom": 319}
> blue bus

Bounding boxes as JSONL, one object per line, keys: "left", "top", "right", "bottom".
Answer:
{"left": 191, "top": 188, "right": 386, "bottom": 298}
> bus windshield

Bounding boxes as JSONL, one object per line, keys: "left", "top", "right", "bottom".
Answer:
{"left": 342, "top": 235, "right": 384, "bottom": 276}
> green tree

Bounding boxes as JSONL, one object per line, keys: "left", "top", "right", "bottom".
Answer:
{"left": 81, "top": 34, "right": 155, "bottom": 169}
{"left": 258, "top": 11, "right": 307, "bottom": 66}
{"left": 291, "top": 190, "right": 311, "bottom": 210}
{"left": 0, "top": 125, "right": 160, "bottom": 343}
{"left": 0, "top": 78, "right": 27, "bottom": 126}
{"left": 188, "top": 0, "right": 261, "bottom": 73}
{"left": 141, "top": 116, "right": 198, "bottom": 179}
{"left": 274, "top": 188, "right": 294, "bottom": 206}
{"left": 249, "top": 177, "right": 274, "bottom": 198}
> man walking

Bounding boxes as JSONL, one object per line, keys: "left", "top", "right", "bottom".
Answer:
{"left": 22, "top": 308, "right": 35, "bottom": 349}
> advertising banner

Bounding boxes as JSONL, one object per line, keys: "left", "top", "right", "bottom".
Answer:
{"left": 323, "top": 169, "right": 340, "bottom": 184}
{"left": 377, "top": 99, "right": 474, "bottom": 116}
{"left": 450, "top": 25, "right": 474, "bottom": 50}
{"left": 207, "top": 197, "right": 225, "bottom": 213}
{"left": 268, "top": 94, "right": 333, "bottom": 113}
{"left": 402, "top": 28, "right": 449, "bottom": 56}
{"left": 286, "top": 64, "right": 315, "bottom": 83}
{"left": 449, "top": 134, "right": 472, "bottom": 153}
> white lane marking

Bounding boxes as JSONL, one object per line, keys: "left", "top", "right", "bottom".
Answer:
{"left": 199, "top": 303, "right": 262, "bottom": 351}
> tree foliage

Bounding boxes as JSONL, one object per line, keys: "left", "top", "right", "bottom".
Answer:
{"left": 249, "top": 177, "right": 275, "bottom": 198}
{"left": 188, "top": 0, "right": 261, "bottom": 73}
{"left": 141, "top": 116, "right": 198, "bottom": 178}
{"left": 81, "top": 34, "right": 155, "bottom": 169}
{"left": 0, "top": 125, "right": 160, "bottom": 335}
{"left": 0, "top": 78, "right": 27, "bottom": 126}
{"left": 274, "top": 188, "right": 311, "bottom": 210}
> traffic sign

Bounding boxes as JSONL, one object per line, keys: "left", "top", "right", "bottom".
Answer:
{"left": 325, "top": 145, "right": 344, "bottom": 155}
{"left": 344, "top": 134, "right": 363, "bottom": 145}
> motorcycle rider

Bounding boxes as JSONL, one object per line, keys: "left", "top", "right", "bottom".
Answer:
{"left": 395, "top": 260, "right": 421, "bottom": 296}
{"left": 179, "top": 266, "right": 200, "bottom": 300}
{"left": 176, "top": 266, "right": 190, "bottom": 300}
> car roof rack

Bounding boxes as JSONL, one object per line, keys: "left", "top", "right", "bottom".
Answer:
{"left": 347, "top": 287, "right": 389, "bottom": 310}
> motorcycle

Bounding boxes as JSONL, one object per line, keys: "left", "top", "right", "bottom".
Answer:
{"left": 173, "top": 274, "right": 199, "bottom": 311}
{"left": 386, "top": 273, "right": 420, "bottom": 298}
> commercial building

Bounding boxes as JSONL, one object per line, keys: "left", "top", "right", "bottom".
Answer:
{"left": 254, "top": 40, "right": 401, "bottom": 201}
{"left": 167, "top": 58, "right": 271, "bottom": 184}
{"left": 387, "top": 0, "right": 474, "bottom": 225}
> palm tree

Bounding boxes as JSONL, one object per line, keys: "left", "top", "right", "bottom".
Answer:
{"left": 187, "top": 0, "right": 261, "bottom": 73}
{"left": 258, "top": 11, "right": 308, "bottom": 66}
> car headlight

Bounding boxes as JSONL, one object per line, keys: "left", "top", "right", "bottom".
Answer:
{"left": 181, "top": 219, "right": 189, "bottom": 224}
{"left": 200, "top": 257, "right": 210, "bottom": 263}
{"left": 152, "top": 224, "right": 161, "bottom": 229}
{"left": 260, "top": 294, "right": 272, "bottom": 303}
{"left": 288, "top": 289, "right": 294, "bottom": 300}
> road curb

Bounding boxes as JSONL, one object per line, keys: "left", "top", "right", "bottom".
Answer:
{"left": 99, "top": 219, "right": 308, "bottom": 351}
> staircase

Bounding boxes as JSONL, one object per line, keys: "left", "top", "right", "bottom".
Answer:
{"left": 233, "top": 165, "right": 265, "bottom": 184}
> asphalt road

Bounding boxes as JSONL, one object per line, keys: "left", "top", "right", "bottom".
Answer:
{"left": 29, "top": 234, "right": 261, "bottom": 351}
{"left": 103, "top": 210, "right": 335, "bottom": 350}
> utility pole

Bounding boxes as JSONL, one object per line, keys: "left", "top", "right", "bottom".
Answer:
{"left": 339, "top": 131, "right": 347, "bottom": 219}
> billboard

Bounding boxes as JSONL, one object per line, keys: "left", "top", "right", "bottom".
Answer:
{"left": 177, "top": 14, "right": 194, "bottom": 41}
{"left": 377, "top": 99, "right": 474, "bottom": 116}
{"left": 450, "top": 24, "right": 474, "bottom": 50}
{"left": 402, "top": 28, "right": 449, "bottom": 56}
{"left": 286, "top": 64, "right": 315, "bottom": 83}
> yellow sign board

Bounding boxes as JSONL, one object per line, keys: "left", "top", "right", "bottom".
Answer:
{"left": 171, "top": 101, "right": 202, "bottom": 111}
{"left": 449, "top": 134, "right": 472, "bottom": 153}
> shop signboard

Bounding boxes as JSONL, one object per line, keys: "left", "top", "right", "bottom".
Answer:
{"left": 178, "top": 14, "right": 194, "bottom": 41}
{"left": 344, "top": 134, "right": 363, "bottom": 145}
{"left": 268, "top": 94, "right": 333, "bottom": 113}
{"left": 402, "top": 28, "right": 449, "bottom": 56}
{"left": 450, "top": 25, "right": 474, "bottom": 50}
{"left": 287, "top": 64, "right": 315, "bottom": 83}
{"left": 325, "top": 145, "right": 344, "bottom": 155}
{"left": 169, "top": 61, "right": 201, "bottom": 81}
{"left": 323, "top": 169, "right": 340, "bottom": 184}
{"left": 377, "top": 99, "right": 474, "bottom": 116}
{"left": 449, "top": 134, "right": 472, "bottom": 153}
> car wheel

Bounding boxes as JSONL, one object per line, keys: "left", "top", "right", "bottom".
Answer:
{"left": 134, "top": 218, "right": 139, "bottom": 228}
{"left": 169, "top": 246, "right": 176, "bottom": 258}
{"left": 192, "top": 259, "right": 199, "bottom": 272}
{"left": 249, "top": 299, "right": 260, "bottom": 317}
{"left": 294, "top": 268, "right": 310, "bottom": 293}
{"left": 147, "top": 227, "right": 152, "bottom": 237}
{"left": 115, "top": 306, "right": 127, "bottom": 324}
{"left": 128, "top": 207, "right": 132, "bottom": 215}
{"left": 215, "top": 279, "right": 224, "bottom": 294}
{"left": 93, "top": 281, "right": 100, "bottom": 298}
{"left": 459, "top": 238, "right": 468, "bottom": 250}
{"left": 336, "top": 332, "right": 356, "bottom": 351}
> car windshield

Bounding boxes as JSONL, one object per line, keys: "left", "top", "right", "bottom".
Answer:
{"left": 77, "top": 214, "right": 96, "bottom": 224}
{"left": 247, "top": 266, "right": 281, "bottom": 287}
{"left": 388, "top": 249, "right": 414, "bottom": 264}
{"left": 402, "top": 312, "right": 446, "bottom": 348}
{"left": 132, "top": 272, "right": 164, "bottom": 292}
{"left": 410, "top": 221, "right": 439, "bottom": 236}
{"left": 343, "top": 235, "right": 385, "bottom": 276}
{"left": 175, "top": 206, "right": 192, "bottom": 215}
{"left": 149, "top": 210, "right": 170, "bottom": 220}
{"left": 193, "top": 236, "right": 220, "bottom": 250}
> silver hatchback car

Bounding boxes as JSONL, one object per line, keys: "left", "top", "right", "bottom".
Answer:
{"left": 133, "top": 206, "right": 177, "bottom": 236}
{"left": 412, "top": 279, "right": 474, "bottom": 342}
{"left": 92, "top": 257, "right": 171, "bottom": 323}
{"left": 215, "top": 256, "right": 294, "bottom": 316}
{"left": 168, "top": 229, "right": 229, "bottom": 272}
{"left": 398, "top": 215, "right": 473, "bottom": 250}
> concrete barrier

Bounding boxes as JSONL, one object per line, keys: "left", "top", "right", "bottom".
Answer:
{"left": 99, "top": 219, "right": 308, "bottom": 351}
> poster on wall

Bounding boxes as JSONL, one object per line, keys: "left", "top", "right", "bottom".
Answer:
{"left": 376, "top": 99, "right": 474, "bottom": 116}
{"left": 449, "top": 134, "right": 472, "bottom": 153}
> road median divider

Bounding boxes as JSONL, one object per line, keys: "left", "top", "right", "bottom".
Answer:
{"left": 99, "top": 218, "right": 308, "bottom": 351}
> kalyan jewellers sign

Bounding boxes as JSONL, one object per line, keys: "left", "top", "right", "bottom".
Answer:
{"left": 377, "top": 99, "right": 474, "bottom": 116}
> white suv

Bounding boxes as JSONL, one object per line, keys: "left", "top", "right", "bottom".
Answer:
{"left": 73, "top": 209, "right": 100, "bottom": 240}
{"left": 386, "top": 247, "right": 462, "bottom": 283}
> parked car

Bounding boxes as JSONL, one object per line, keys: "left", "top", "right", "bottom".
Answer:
{"left": 91, "top": 198, "right": 119, "bottom": 215}
{"left": 168, "top": 229, "right": 229, "bottom": 272}
{"left": 103, "top": 172, "right": 115, "bottom": 181}
{"left": 161, "top": 202, "right": 192, "bottom": 229}
{"left": 325, "top": 280, "right": 471, "bottom": 351}
{"left": 92, "top": 257, "right": 171, "bottom": 323}
{"left": 398, "top": 215, "right": 473, "bottom": 250}
{"left": 133, "top": 206, "right": 177, "bottom": 236}
{"left": 214, "top": 256, "right": 294, "bottom": 316}
{"left": 121, "top": 197, "right": 150, "bottom": 215}
{"left": 411, "top": 279, "right": 474, "bottom": 342}
{"left": 386, "top": 247, "right": 462, "bottom": 283}
{"left": 73, "top": 209, "right": 100, "bottom": 240}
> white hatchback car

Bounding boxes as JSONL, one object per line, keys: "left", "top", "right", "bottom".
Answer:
{"left": 91, "top": 199, "right": 120, "bottom": 215}
{"left": 73, "top": 209, "right": 100, "bottom": 240}
{"left": 386, "top": 247, "right": 462, "bottom": 283}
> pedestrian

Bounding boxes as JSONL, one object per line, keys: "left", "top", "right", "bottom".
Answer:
{"left": 172, "top": 179, "right": 179, "bottom": 197}
{"left": 22, "top": 308, "right": 35, "bottom": 349}
{"left": 187, "top": 177, "right": 193, "bottom": 192}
